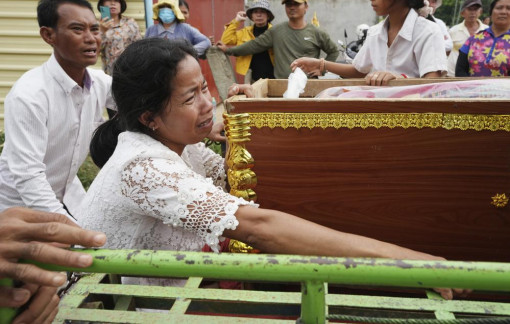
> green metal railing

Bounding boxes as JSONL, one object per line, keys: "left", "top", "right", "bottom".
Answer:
{"left": 2, "top": 249, "right": 510, "bottom": 323}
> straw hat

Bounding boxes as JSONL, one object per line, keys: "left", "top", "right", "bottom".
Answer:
{"left": 152, "top": 0, "right": 185, "bottom": 22}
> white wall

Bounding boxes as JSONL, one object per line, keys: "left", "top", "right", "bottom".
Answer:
{"left": 262, "top": 0, "right": 377, "bottom": 47}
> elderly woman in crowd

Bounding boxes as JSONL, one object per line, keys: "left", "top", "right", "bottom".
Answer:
{"left": 447, "top": 0, "right": 488, "bottom": 76}
{"left": 455, "top": 0, "right": 510, "bottom": 76}
{"left": 291, "top": 0, "right": 447, "bottom": 85}
{"left": 145, "top": 0, "right": 210, "bottom": 57}
{"left": 77, "top": 37, "right": 466, "bottom": 300}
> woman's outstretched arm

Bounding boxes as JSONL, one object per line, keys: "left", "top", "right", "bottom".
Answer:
{"left": 291, "top": 58, "right": 366, "bottom": 79}
{"left": 226, "top": 206, "right": 467, "bottom": 300}
{"left": 227, "top": 206, "right": 435, "bottom": 259}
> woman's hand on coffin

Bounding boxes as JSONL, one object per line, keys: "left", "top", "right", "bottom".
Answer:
{"left": 228, "top": 83, "right": 254, "bottom": 98}
{"left": 290, "top": 58, "right": 321, "bottom": 77}
{"left": 365, "top": 71, "right": 401, "bottom": 86}
{"left": 432, "top": 287, "right": 472, "bottom": 300}
{"left": 207, "top": 121, "right": 226, "bottom": 142}
{"left": 416, "top": 255, "right": 472, "bottom": 300}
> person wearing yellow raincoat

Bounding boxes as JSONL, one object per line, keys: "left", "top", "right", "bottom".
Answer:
{"left": 220, "top": 0, "right": 275, "bottom": 82}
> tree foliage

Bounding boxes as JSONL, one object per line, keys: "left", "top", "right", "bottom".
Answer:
{"left": 435, "top": 0, "right": 492, "bottom": 27}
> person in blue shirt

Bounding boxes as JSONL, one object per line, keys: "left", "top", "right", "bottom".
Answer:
{"left": 145, "top": 0, "right": 210, "bottom": 57}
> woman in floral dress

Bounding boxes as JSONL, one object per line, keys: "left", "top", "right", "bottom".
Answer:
{"left": 98, "top": 0, "right": 142, "bottom": 75}
{"left": 456, "top": 0, "right": 510, "bottom": 76}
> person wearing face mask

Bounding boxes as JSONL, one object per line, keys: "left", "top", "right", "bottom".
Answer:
{"left": 145, "top": 0, "right": 211, "bottom": 57}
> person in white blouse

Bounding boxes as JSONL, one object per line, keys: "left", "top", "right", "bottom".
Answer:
{"left": 291, "top": 0, "right": 447, "bottom": 85}
{"left": 0, "top": 0, "right": 116, "bottom": 219}
{"left": 77, "top": 37, "right": 467, "bottom": 299}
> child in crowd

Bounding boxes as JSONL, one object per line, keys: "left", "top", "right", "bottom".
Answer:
{"left": 291, "top": 0, "right": 447, "bottom": 85}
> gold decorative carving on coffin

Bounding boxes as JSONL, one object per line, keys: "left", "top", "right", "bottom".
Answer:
{"left": 491, "top": 193, "right": 509, "bottom": 208}
{"left": 248, "top": 113, "right": 510, "bottom": 132}
{"left": 224, "top": 113, "right": 258, "bottom": 253}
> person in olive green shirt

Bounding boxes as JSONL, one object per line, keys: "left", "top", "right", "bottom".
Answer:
{"left": 217, "top": 0, "right": 338, "bottom": 79}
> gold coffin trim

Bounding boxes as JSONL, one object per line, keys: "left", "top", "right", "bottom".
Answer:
{"left": 248, "top": 112, "right": 510, "bottom": 132}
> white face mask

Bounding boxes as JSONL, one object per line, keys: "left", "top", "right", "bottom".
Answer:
{"left": 159, "top": 7, "right": 176, "bottom": 24}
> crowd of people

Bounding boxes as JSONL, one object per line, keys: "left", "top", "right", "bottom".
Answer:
{"left": 1, "top": 0, "right": 509, "bottom": 321}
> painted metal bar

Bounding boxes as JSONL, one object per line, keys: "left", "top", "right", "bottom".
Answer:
{"left": 427, "top": 291, "right": 456, "bottom": 320}
{"left": 325, "top": 294, "right": 510, "bottom": 315}
{"left": 26, "top": 249, "right": 510, "bottom": 291}
{"left": 68, "top": 283, "right": 301, "bottom": 304}
{"left": 4, "top": 249, "right": 510, "bottom": 323}
{"left": 169, "top": 277, "right": 203, "bottom": 314}
{"left": 113, "top": 296, "right": 135, "bottom": 311}
{"left": 56, "top": 308, "right": 295, "bottom": 323}
{"left": 58, "top": 282, "right": 510, "bottom": 316}
{"left": 300, "top": 281, "right": 326, "bottom": 324}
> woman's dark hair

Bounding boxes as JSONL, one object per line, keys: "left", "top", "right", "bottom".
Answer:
{"left": 407, "top": 0, "right": 435, "bottom": 22}
{"left": 179, "top": 0, "right": 189, "bottom": 10}
{"left": 90, "top": 38, "right": 198, "bottom": 168}
{"left": 489, "top": 0, "right": 501, "bottom": 16}
{"left": 407, "top": 0, "right": 426, "bottom": 9}
{"left": 37, "top": 0, "right": 93, "bottom": 28}
{"left": 97, "top": 0, "right": 127, "bottom": 16}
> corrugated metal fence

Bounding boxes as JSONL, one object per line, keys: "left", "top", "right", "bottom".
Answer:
{"left": 0, "top": 0, "right": 146, "bottom": 129}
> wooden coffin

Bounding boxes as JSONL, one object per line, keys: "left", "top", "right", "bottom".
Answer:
{"left": 225, "top": 78, "right": 510, "bottom": 262}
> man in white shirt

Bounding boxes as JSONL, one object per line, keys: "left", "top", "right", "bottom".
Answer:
{"left": 446, "top": 0, "right": 487, "bottom": 76}
{"left": 0, "top": 0, "right": 115, "bottom": 219}
{"left": 429, "top": 0, "right": 453, "bottom": 54}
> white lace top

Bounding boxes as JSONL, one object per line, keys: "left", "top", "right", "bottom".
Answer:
{"left": 77, "top": 131, "right": 256, "bottom": 285}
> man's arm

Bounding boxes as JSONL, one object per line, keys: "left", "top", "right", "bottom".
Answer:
{"left": 224, "top": 28, "right": 273, "bottom": 57}
{"left": 318, "top": 29, "right": 339, "bottom": 62}
{"left": 3, "top": 95, "right": 68, "bottom": 216}
{"left": 0, "top": 207, "right": 106, "bottom": 322}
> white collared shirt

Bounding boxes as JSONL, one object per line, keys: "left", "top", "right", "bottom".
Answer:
{"left": 446, "top": 19, "right": 488, "bottom": 76}
{"left": 0, "top": 54, "right": 115, "bottom": 218}
{"left": 353, "top": 9, "right": 447, "bottom": 78}
{"left": 433, "top": 16, "right": 453, "bottom": 53}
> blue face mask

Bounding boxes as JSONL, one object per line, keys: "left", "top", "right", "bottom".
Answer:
{"left": 159, "top": 8, "right": 176, "bottom": 24}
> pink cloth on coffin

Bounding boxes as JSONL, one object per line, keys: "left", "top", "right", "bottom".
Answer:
{"left": 315, "top": 79, "right": 510, "bottom": 99}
